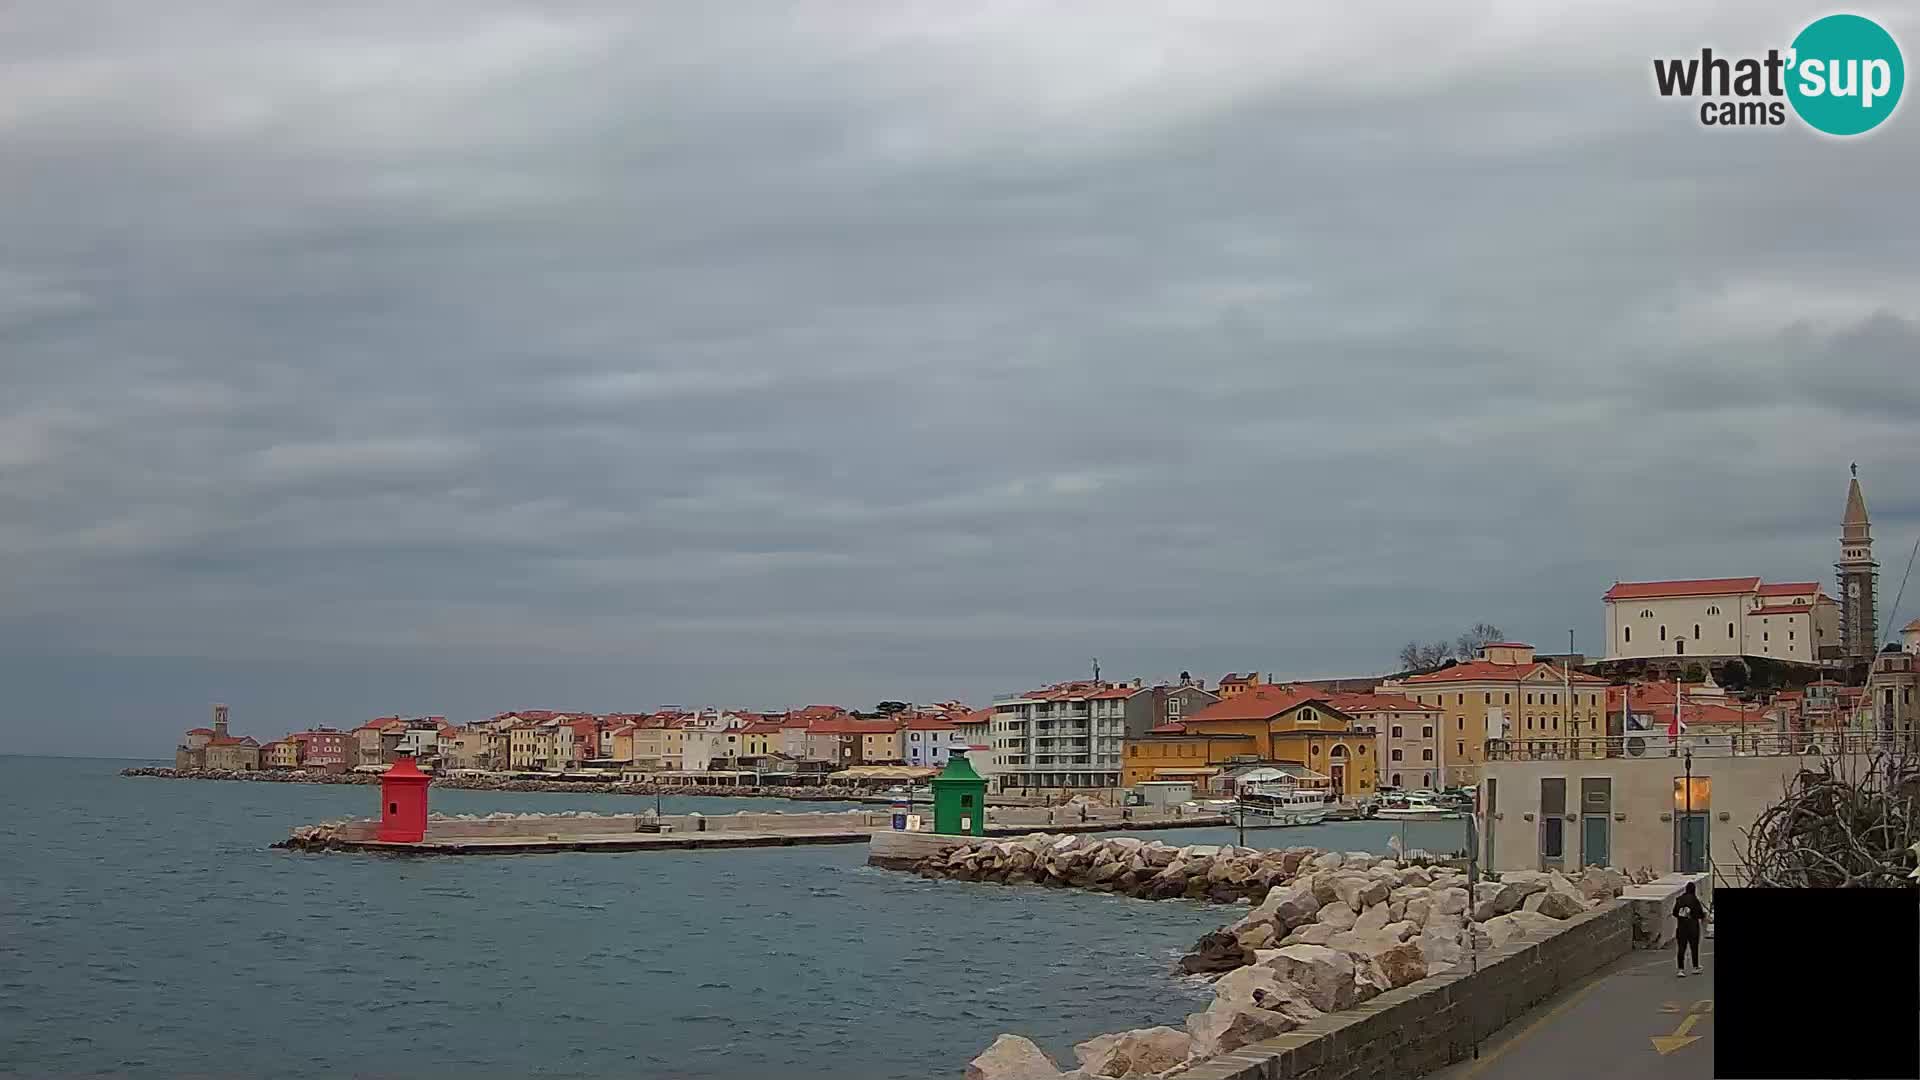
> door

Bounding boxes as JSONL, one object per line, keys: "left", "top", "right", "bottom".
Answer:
{"left": 1582, "top": 814, "right": 1610, "bottom": 867}
{"left": 1675, "top": 814, "right": 1709, "bottom": 873}
{"left": 1329, "top": 763, "right": 1346, "bottom": 796}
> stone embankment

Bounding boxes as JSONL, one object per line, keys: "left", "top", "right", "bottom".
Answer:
{"left": 274, "top": 808, "right": 886, "bottom": 851}
{"left": 121, "top": 766, "right": 875, "bottom": 800}
{"left": 916, "top": 836, "right": 1631, "bottom": 1080}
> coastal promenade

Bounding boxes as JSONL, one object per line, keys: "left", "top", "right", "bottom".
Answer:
{"left": 1429, "top": 944, "right": 1714, "bottom": 1080}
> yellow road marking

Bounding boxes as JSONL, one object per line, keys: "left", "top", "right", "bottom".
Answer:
{"left": 1652, "top": 1011, "right": 1706, "bottom": 1054}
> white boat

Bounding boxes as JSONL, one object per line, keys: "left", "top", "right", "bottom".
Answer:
{"left": 1236, "top": 783, "right": 1332, "bottom": 826}
{"left": 1374, "top": 793, "right": 1461, "bottom": 820}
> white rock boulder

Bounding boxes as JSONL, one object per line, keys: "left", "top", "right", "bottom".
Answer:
{"left": 968, "top": 1034, "right": 1064, "bottom": 1080}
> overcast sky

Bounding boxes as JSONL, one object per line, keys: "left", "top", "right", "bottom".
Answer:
{"left": 4, "top": 2, "right": 1917, "bottom": 756}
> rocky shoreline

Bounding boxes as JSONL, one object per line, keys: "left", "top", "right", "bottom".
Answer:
{"left": 908, "top": 836, "right": 1634, "bottom": 1079}
{"left": 119, "top": 766, "right": 877, "bottom": 801}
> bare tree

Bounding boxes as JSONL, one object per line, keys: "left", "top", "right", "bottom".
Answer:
{"left": 1398, "top": 639, "right": 1456, "bottom": 673}
{"left": 1740, "top": 752, "right": 1920, "bottom": 887}
{"left": 1454, "top": 623, "right": 1505, "bottom": 661}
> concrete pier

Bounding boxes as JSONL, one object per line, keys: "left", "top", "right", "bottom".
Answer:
{"left": 278, "top": 807, "right": 1231, "bottom": 856}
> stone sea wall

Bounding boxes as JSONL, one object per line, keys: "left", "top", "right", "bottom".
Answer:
{"left": 907, "top": 835, "right": 1631, "bottom": 1080}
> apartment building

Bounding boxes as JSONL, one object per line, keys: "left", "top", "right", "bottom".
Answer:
{"left": 990, "top": 682, "right": 1130, "bottom": 790}
{"left": 1380, "top": 643, "right": 1609, "bottom": 786}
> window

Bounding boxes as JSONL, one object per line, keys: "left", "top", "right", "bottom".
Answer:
{"left": 1763, "top": 632, "right": 1769, "bottom": 642}
{"left": 910, "top": 732, "right": 920, "bottom": 742}
{"left": 1457, "top": 694, "right": 1464, "bottom": 705}
{"left": 1526, "top": 693, "right": 1533, "bottom": 705}
{"left": 1526, "top": 718, "right": 1534, "bottom": 730}
{"left": 1789, "top": 630, "right": 1795, "bottom": 641}
{"left": 1728, "top": 622, "right": 1735, "bottom": 638}
{"left": 1422, "top": 749, "right": 1434, "bottom": 761}
{"left": 1458, "top": 718, "right": 1464, "bottom": 730}
{"left": 1422, "top": 725, "right": 1434, "bottom": 738}
{"left": 1625, "top": 627, "right": 1632, "bottom": 643}
{"left": 1504, "top": 693, "right": 1511, "bottom": 705}
{"left": 1660, "top": 625, "right": 1667, "bottom": 641}
{"left": 1552, "top": 694, "right": 1559, "bottom": 705}
{"left": 1391, "top": 725, "right": 1403, "bottom": 738}
{"left": 1640, "top": 609, "right": 1654, "bottom": 618}
{"left": 1707, "top": 605, "right": 1720, "bottom": 615}
{"left": 1391, "top": 749, "right": 1403, "bottom": 761}
{"left": 1392, "top": 773, "right": 1402, "bottom": 786}
{"left": 1358, "top": 744, "right": 1368, "bottom": 754}
{"left": 1484, "top": 693, "right": 1491, "bottom": 705}
{"left": 1457, "top": 741, "right": 1466, "bottom": 756}
{"left": 1693, "top": 624, "right": 1700, "bottom": 638}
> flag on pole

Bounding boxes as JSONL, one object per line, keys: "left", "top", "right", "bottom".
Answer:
{"left": 1669, "top": 683, "right": 1688, "bottom": 740}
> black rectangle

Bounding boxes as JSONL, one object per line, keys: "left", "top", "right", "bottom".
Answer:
{"left": 1715, "top": 888, "right": 1919, "bottom": 1079}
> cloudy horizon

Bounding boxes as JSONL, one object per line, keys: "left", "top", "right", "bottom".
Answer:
{"left": 4, "top": 2, "right": 1917, "bottom": 756}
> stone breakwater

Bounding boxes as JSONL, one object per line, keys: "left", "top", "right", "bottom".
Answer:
{"left": 120, "top": 766, "right": 875, "bottom": 800}
{"left": 906, "top": 836, "right": 1630, "bottom": 1080}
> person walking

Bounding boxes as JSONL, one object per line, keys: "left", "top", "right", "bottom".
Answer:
{"left": 1673, "top": 880, "right": 1707, "bottom": 976}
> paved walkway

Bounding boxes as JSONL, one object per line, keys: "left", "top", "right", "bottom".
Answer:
{"left": 1431, "top": 941, "right": 1715, "bottom": 1080}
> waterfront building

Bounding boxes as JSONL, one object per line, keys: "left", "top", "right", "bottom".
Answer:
{"left": 1322, "top": 692, "right": 1444, "bottom": 790}
{"left": 290, "top": 730, "right": 351, "bottom": 772}
{"left": 990, "top": 682, "right": 1129, "bottom": 791}
{"left": 1123, "top": 686, "right": 1378, "bottom": 797}
{"left": 262, "top": 739, "right": 300, "bottom": 769}
{"left": 1477, "top": 724, "right": 1876, "bottom": 881}
{"left": 175, "top": 704, "right": 261, "bottom": 771}
{"left": 902, "top": 715, "right": 967, "bottom": 767}
{"left": 1379, "top": 643, "right": 1608, "bottom": 786}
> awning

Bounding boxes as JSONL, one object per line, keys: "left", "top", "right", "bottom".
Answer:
{"left": 828, "top": 766, "right": 941, "bottom": 781}
{"left": 1150, "top": 766, "right": 1221, "bottom": 777}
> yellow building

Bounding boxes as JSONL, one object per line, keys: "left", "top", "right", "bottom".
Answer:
{"left": 739, "top": 724, "right": 779, "bottom": 756}
{"left": 263, "top": 740, "right": 301, "bottom": 769}
{"left": 859, "top": 727, "right": 903, "bottom": 764}
{"left": 631, "top": 726, "right": 687, "bottom": 771}
{"left": 1124, "top": 686, "right": 1378, "bottom": 797}
{"left": 508, "top": 724, "right": 558, "bottom": 770}
{"left": 1380, "top": 642, "right": 1610, "bottom": 786}
{"left": 1216, "top": 672, "right": 1264, "bottom": 699}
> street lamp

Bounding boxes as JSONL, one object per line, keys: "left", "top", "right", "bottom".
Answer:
{"left": 1681, "top": 746, "right": 1694, "bottom": 873}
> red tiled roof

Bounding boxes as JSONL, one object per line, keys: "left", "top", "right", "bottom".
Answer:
{"left": 207, "top": 735, "right": 257, "bottom": 747}
{"left": 1087, "top": 686, "right": 1140, "bottom": 700}
{"left": 1756, "top": 582, "right": 1819, "bottom": 596}
{"left": 1482, "top": 642, "right": 1532, "bottom": 649}
{"left": 903, "top": 716, "right": 958, "bottom": 731}
{"left": 738, "top": 722, "right": 783, "bottom": 735}
{"left": 1185, "top": 685, "right": 1327, "bottom": 722}
{"left": 1604, "top": 577, "right": 1762, "bottom": 601}
{"left": 955, "top": 708, "right": 993, "bottom": 726}
{"left": 1147, "top": 722, "right": 1188, "bottom": 734}
{"left": 1903, "top": 619, "right": 1920, "bottom": 633}
{"left": 186, "top": 727, "right": 214, "bottom": 735}
{"left": 808, "top": 719, "right": 900, "bottom": 736}
{"left": 1322, "top": 692, "right": 1440, "bottom": 714}
{"left": 1402, "top": 660, "right": 1607, "bottom": 686}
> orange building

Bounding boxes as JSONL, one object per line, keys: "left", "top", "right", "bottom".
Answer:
{"left": 1124, "top": 685, "right": 1378, "bottom": 796}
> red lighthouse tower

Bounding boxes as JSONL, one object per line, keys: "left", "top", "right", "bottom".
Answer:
{"left": 376, "top": 753, "right": 431, "bottom": 843}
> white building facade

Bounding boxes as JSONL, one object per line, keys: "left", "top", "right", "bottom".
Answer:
{"left": 1602, "top": 577, "right": 1839, "bottom": 664}
{"left": 990, "top": 682, "right": 1128, "bottom": 790}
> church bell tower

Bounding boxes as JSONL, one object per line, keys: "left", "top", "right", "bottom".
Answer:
{"left": 1837, "top": 465, "right": 1878, "bottom": 666}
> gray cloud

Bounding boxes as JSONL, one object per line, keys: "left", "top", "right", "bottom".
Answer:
{"left": 3, "top": 1, "right": 1917, "bottom": 753}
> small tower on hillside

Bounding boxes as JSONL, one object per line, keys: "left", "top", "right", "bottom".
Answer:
{"left": 1838, "top": 465, "right": 1879, "bottom": 667}
{"left": 212, "top": 703, "right": 230, "bottom": 740}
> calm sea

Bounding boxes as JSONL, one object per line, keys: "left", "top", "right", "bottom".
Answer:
{"left": 0, "top": 756, "right": 1467, "bottom": 1079}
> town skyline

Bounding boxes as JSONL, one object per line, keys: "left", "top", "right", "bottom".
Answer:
{"left": 4, "top": 3, "right": 1916, "bottom": 759}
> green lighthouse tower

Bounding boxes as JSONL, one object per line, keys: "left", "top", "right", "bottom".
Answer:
{"left": 930, "top": 749, "right": 987, "bottom": 836}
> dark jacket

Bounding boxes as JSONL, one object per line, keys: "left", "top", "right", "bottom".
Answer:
{"left": 1673, "top": 893, "right": 1707, "bottom": 926}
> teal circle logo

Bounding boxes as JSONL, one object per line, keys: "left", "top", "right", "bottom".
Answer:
{"left": 1787, "top": 14, "right": 1904, "bottom": 135}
